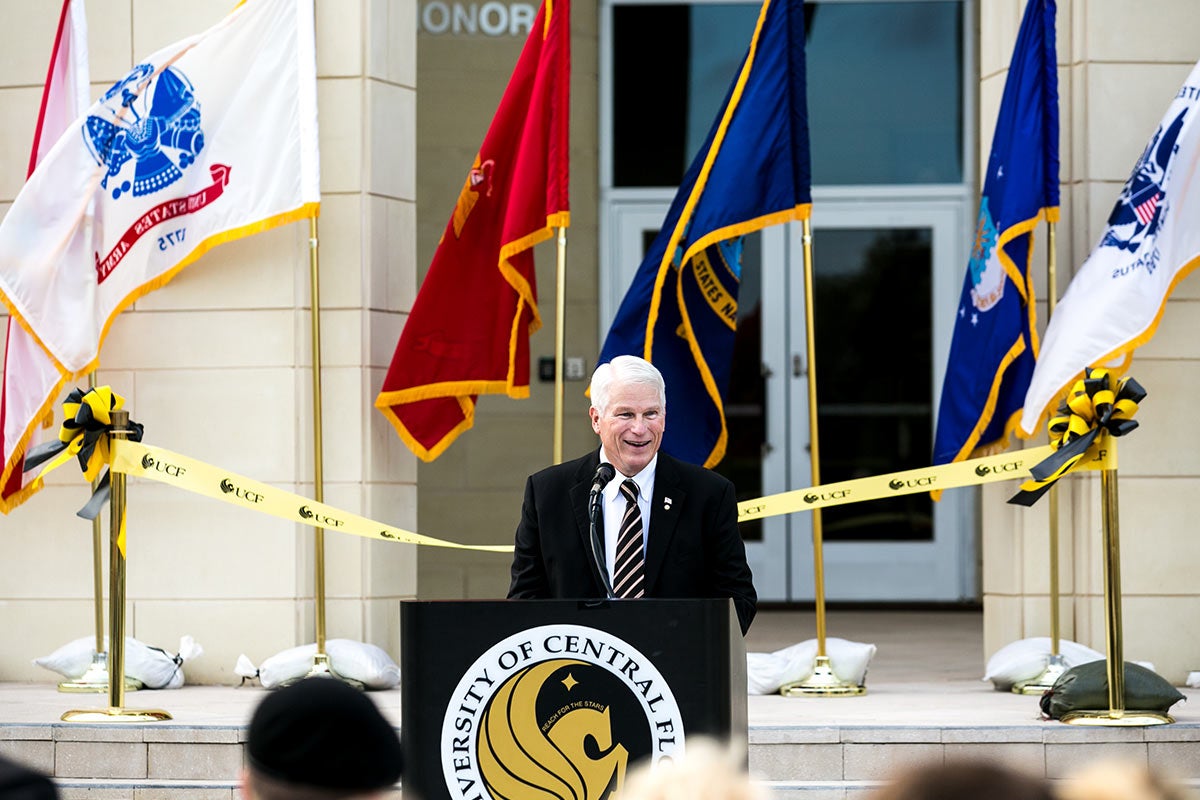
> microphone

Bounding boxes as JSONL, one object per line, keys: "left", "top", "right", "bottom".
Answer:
{"left": 589, "top": 463, "right": 616, "bottom": 509}
{"left": 587, "top": 463, "right": 617, "bottom": 599}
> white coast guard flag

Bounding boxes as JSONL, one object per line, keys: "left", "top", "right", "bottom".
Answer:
{"left": 1, "top": 0, "right": 90, "bottom": 511}
{"left": 1019, "top": 59, "right": 1200, "bottom": 436}
{"left": 0, "top": 0, "right": 320, "bottom": 512}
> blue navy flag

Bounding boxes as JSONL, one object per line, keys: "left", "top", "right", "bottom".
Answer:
{"left": 598, "top": 0, "right": 810, "bottom": 468}
{"left": 933, "top": 0, "right": 1058, "bottom": 466}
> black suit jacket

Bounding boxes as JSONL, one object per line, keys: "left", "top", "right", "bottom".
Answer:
{"left": 507, "top": 450, "right": 757, "bottom": 634}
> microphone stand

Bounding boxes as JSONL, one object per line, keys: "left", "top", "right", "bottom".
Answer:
{"left": 589, "top": 486, "right": 616, "bottom": 599}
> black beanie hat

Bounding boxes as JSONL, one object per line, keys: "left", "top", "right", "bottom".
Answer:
{"left": 246, "top": 677, "right": 403, "bottom": 791}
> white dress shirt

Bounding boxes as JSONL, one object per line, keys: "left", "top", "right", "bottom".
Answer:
{"left": 599, "top": 451, "right": 656, "bottom": 585}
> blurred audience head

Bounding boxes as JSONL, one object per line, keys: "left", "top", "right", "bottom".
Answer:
{"left": 1057, "top": 759, "right": 1197, "bottom": 800}
{"left": 866, "top": 758, "right": 1053, "bottom": 800}
{"left": 0, "top": 753, "right": 58, "bottom": 800}
{"left": 242, "top": 677, "right": 402, "bottom": 800}
{"left": 618, "top": 737, "right": 767, "bottom": 800}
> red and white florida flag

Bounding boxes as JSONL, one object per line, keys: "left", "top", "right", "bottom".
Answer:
{"left": 0, "top": 0, "right": 320, "bottom": 512}
{"left": 1, "top": 0, "right": 90, "bottom": 511}
{"left": 1020, "top": 59, "right": 1200, "bottom": 435}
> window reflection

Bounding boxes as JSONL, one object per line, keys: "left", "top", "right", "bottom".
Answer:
{"left": 612, "top": 1, "right": 962, "bottom": 187}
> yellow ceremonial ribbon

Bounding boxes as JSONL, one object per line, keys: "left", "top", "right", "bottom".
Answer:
{"left": 116, "top": 510, "right": 127, "bottom": 558}
{"left": 109, "top": 440, "right": 512, "bottom": 552}
{"left": 34, "top": 377, "right": 1141, "bottom": 548}
{"left": 738, "top": 440, "right": 1114, "bottom": 522}
{"left": 30, "top": 386, "right": 511, "bottom": 553}
{"left": 1007, "top": 368, "right": 1143, "bottom": 507}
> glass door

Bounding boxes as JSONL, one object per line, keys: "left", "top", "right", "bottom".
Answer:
{"left": 604, "top": 192, "right": 977, "bottom": 602}
{"left": 600, "top": 0, "right": 977, "bottom": 602}
{"left": 773, "top": 193, "right": 976, "bottom": 602}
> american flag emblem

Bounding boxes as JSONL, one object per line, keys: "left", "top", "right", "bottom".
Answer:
{"left": 1132, "top": 187, "right": 1161, "bottom": 225}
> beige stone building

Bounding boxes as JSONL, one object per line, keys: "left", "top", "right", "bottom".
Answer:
{"left": 1, "top": 0, "right": 1199, "bottom": 687}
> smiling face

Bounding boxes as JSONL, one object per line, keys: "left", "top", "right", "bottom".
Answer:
{"left": 590, "top": 380, "right": 665, "bottom": 478}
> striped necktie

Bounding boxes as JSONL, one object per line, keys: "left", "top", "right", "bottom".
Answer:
{"left": 613, "top": 479, "right": 645, "bottom": 598}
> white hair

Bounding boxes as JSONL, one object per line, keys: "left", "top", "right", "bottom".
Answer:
{"left": 589, "top": 355, "right": 666, "bottom": 414}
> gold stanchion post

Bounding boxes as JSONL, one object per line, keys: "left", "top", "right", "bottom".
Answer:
{"left": 62, "top": 409, "right": 170, "bottom": 722}
{"left": 59, "top": 375, "right": 143, "bottom": 694}
{"left": 779, "top": 218, "right": 864, "bottom": 698}
{"left": 1059, "top": 437, "right": 1171, "bottom": 726}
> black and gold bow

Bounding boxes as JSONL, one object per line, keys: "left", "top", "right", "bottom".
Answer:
{"left": 23, "top": 386, "right": 143, "bottom": 521}
{"left": 1008, "top": 369, "right": 1144, "bottom": 507}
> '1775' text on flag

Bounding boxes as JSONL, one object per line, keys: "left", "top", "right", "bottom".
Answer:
{"left": 0, "top": 0, "right": 320, "bottom": 512}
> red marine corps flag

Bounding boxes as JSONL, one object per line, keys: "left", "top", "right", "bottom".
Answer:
{"left": 375, "top": 0, "right": 570, "bottom": 461}
{"left": 0, "top": 0, "right": 319, "bottom": 512}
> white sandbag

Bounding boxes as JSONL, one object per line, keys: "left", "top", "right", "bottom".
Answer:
{"left": 127, "top": 636, "right": 203, "bottom": 689}
{"left": 326, "top": 639, "right": 400, "bottom": 690}
{"left": 34, "top": 635, "right": 201, "bottom": 688}
{"left": 248, "top": 640, "right": 400, "bottom": 690}
{"left": 235, "top": 654, "right": 260, "bottom": 681}
{"left": 747, "top": 640, "right": 816, "bottom": 695}
{"left": 982, "top": 637, "right": 1154, "bottom": 690}
{"left": 746, "top": 638, "right": 875, "bottom": 695}
{"left": 826, "top": 637, "right": 877, "bottom": 686}
{"left": 984, "top": 637, "right": 1103, "bottom": 689}
{"left": 33, "top": 636, "right": 94, "bottom": 679}
{"left": 254, "top": 643, "right": 319, "bottom": 689}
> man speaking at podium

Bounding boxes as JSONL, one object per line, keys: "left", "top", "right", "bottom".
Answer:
{"left": 507, "top": 355, "right": 757, "bottom": 635}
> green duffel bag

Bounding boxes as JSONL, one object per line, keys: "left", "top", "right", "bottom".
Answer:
{"left": 1040, "top": 659, "right": 1186, "bottom": 719}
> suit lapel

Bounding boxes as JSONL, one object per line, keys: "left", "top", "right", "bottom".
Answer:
{"left": 645, "top": 454, "right": 685, "bottom": 593}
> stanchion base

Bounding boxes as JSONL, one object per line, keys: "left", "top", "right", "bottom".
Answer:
{"left": 61, "top": 706, "right": 173, "bottom": 723}
{"left": 779, "top": 656, "right": 866, "bottom": 697}
{"left": 1059, "top": 709, "right": 1174, "bottom": 727}
{"left": 58, "top": 654, "right": 143, "bottom": 694}
{"left": 277, "top": 653, "right": 365, "bottom": 691}
{"left": 1012, "top": 655, "right": 1067, "bottom": 696}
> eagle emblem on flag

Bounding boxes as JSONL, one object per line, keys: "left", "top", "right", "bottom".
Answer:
{"left": 1101, "top": 108, "right": 1186, "bottom": 252}
{"left": 82, "top": 63, "right": 206, "bottom": 200}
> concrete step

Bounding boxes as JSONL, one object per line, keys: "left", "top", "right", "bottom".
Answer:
{"left": 56, "top": 777, "right": 239, "bottom": 800}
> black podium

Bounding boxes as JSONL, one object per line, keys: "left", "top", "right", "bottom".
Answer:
{"left": 400, "top": 598, "right": 747, "bottom": 800}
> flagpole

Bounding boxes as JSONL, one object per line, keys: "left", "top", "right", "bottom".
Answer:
{"left": 1014, "top": 220, "right": 1066, "bottom": 694}
{"left": 295, "top": 216, "right": 360, "bottom": 688}
{"left": 780, "top": 217, "right": 863, "bottom": 697}
{"left": 553, "top": 226, "right": 567, "bottom": 464}
{"left": 309, "top": 216, "right": 329, "bottom": 671}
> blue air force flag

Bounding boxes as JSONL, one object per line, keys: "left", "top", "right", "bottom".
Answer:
{"left": 933, "top": 0, "right": 1059, "bottom": 465}
{"left": 598, "top": 0, "right": 810, "bottom": 468}
{"left": 1020, "top": 59, "right": 1200, "bottom": 435}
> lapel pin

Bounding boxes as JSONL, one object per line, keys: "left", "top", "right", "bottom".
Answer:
{"left": 663, "top": 497, "right": 673, "bottom": 510}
